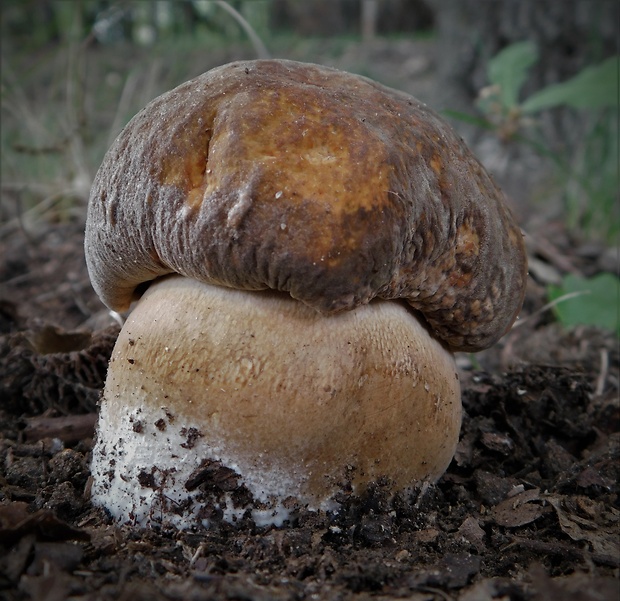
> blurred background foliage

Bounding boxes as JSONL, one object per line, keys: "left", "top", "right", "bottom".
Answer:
{"left": 1, "top": 0, "right": 618, "bottom": 248}
{"left": 0, "top": 0, "right": 435, "bottom": 227}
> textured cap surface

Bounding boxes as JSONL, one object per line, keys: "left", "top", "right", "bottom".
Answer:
{"left": 85, "top": 59, "right": 527, "bottom": 351}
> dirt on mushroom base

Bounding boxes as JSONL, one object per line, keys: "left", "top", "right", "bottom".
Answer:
{"left": 0, "top": 217, "right": 618, "bottom": 601}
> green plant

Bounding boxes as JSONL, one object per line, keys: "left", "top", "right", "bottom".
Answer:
{"left": 446, "top": 42, "right": 619, "bottom": 244}
{"left": 547, "top": 273, "right": 620, "bottom": 336}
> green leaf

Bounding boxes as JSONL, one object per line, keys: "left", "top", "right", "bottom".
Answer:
{"left": 547, "top": 273, "right": 620, "bottom": 334}
{"left": 522, "top": 56, "right": 620, "bottom": 113}
{"left": 488, "top": 40, "right": 539, "bottom": 108}
{"left": 442, "top": 110, "right": 495, "bottom": 130}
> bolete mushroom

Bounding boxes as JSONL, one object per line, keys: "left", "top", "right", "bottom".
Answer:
{"left": 85, "top": 59, "right": 527, "bottom": 527}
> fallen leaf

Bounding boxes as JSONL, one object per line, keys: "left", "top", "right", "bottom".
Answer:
{"left": 490, "top": 488, "right": 550, "bottom": 528}
{"left": 457, "top": 516, "right": 486, "bottom": 551}
{"left": 546, "top": 495, "right": 620, "bottom": 560}
{"left": 0, "top": 502, "right": 90, "bottom": 546}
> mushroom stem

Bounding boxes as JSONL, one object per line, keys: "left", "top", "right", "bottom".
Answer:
{"left": 91, "top": 275, "right": 462, "bottom": 527}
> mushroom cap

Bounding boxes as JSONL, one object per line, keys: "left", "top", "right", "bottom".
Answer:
{"left": 85, "top": 59, "right": 527, "bottom": 352}
{"left": 91, "top": 275, "right": 461, "bottom": 526}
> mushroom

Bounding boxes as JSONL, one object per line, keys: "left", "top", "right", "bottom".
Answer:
{"left": 85, "top": 59, "right": 527, "bottom": 527}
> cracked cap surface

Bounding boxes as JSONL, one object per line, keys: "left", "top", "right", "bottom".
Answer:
{"left": 85, "top": 59, "right": 527, "bottom": 352}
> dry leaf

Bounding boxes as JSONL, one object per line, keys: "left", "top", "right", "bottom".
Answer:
{"left": 546, "top": 495, "right": 620, "bottom": 559}
{"left": 490, "top": 488, "right": 551, "bottom": 528}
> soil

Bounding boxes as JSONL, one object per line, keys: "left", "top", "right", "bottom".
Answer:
{"left": 1, "top": 37, "right": 619, "bottom": 601}
{"left": 1, "top": 206, "right": 618, "bottom": 601}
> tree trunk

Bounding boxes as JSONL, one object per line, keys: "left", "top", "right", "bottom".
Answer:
{"left": 428, "top": 0, "right": 616, "bottom": 112}
{"left": 426, "top": 0, "right": 618, "bottom": 218}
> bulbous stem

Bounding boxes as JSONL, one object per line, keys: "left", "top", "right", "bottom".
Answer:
{"left": 91, "top": 275, "right": 462, "bottom": 527}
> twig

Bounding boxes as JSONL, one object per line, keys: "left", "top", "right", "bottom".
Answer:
{"left": 0, "top": 188, "right": 84, "bottom": 237}
{"left": 189, "top": 542, "right": 208, "bottom": 568}
{"left": 1, "top": 182, "right": 57, "bottom": 194}
{"left": 594, "top": 349, "right": 609, "bottom": 396}
{"left": 65, "top": 7, "right": 93, "bottom": 196}
{"left": 23, "top": 413, "right": 97, "bottom": 444}
{"left": 503, "top": 535, "right": 620, "bottom": 568}
{"left": 511, "top": 290, "right": 591, "bottom": 329}
{"left": 0, "top": 271, "right": 40, "bottom": 287}
{"left": 524, "top": 231, "right": 580, "bottom": 275}
{"left": 107, "top": 69, "right": 141, "bottom": 147}
{"left": 1, "top": 62, "right": 53, "bottom": 145}
{"left": 413, "top": 585, "right": 455, "bottom": 601}
{"left": 215, "top": 1, "right": 270, "bottom": 59}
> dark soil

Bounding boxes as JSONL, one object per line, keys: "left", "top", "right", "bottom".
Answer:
{"left": 1, "top": 210, "right": 618, "bottom": 601}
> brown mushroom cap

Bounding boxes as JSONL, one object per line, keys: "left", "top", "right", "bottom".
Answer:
{"left": 85, "top": 59, "right": 527, "bottom": 352}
